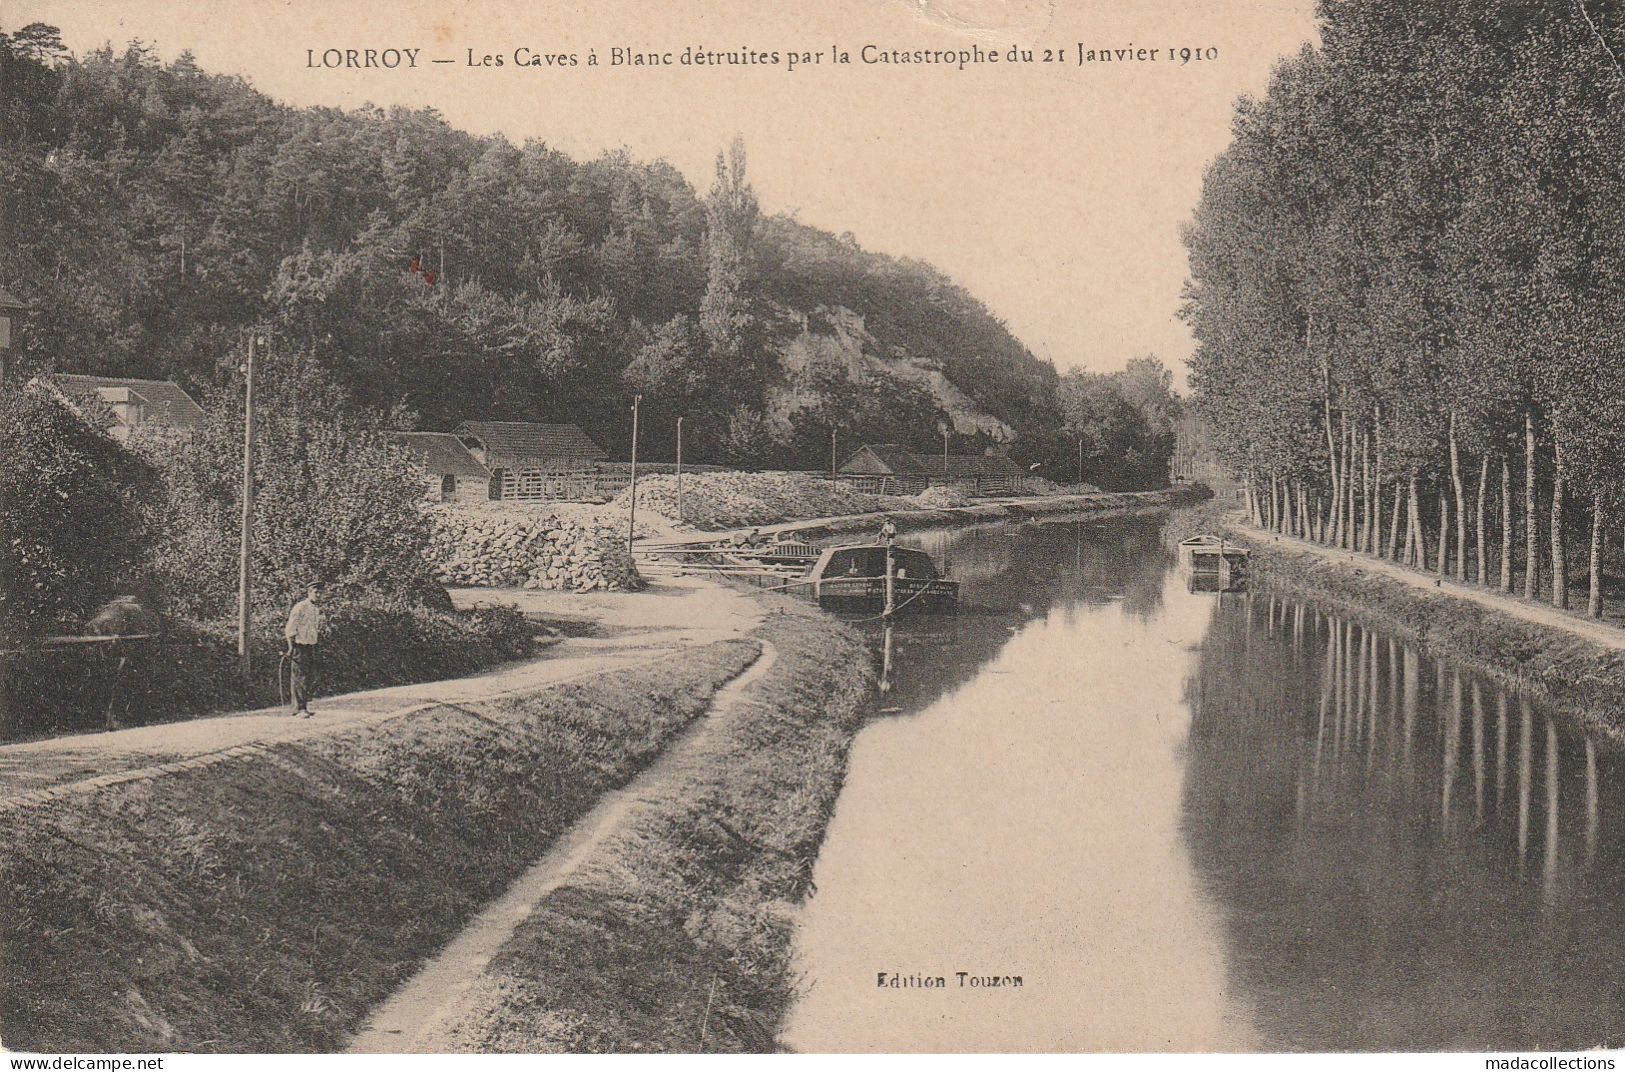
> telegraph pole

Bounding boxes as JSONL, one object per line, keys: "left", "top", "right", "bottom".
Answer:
{"left": 675, "top": 415, "right": 684, "bottom": 525}
{"left": 626, "top": 394, "right": 642, "bottom": 553}
{"left": 830, "top": 426, "right": 837, "bottom": 481}
{"left": 942, "top": 426, "right": 950, "bottom": 474}
{"left": 1077, "top": 438, "right": 1084, "bottom": 486}
{"left": 237, "top": 331, "right": 259, "bottom": 684}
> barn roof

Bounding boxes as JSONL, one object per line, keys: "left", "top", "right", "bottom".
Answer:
{"left": 841, "top": 443, "right": 1026, "bottom": 478}
{"left": 392, "top": 432, "right": 491, "bottom": 477}
{"left": 52, "top": 374, "right": 206, "bottom": 429}
{"left": 839, "top": 443, "right": 932, "bottom": 475}
{"left": 454, "top": 421, "right": 607, "bottom": 464}
{"left": 937, "top": 453, "right": 1027, "bottom": 478}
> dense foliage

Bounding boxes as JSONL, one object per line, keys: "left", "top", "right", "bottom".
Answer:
{"left": 1183, "top": 0, "right": 1625, "bottom": 613}
{"left": 1057, "top": 356, "right": 1182, "bottom": 489}
{"left": 142, "top": 357, "right": 444, "bottom": 618}
{"left": 0, "top": 27, "right": 1074, "bottom": 469}
{"left": 0, "top": 385, "right": 161, "bottom": 635}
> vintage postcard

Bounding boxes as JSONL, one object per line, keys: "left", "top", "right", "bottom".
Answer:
{"left": 2, "top": 0, "right": 1623, "bottom": 1062}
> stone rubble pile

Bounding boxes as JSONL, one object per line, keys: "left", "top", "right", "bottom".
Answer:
{"left": 427, "top": 507, "right": 640, "bottom": 591}
{"left": 607, "top": 471, "right": 906, "bottom": 529}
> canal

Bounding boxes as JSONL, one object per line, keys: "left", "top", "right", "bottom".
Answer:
{"left": 780, "top": 509, "right": 1625, "bottom": 1052}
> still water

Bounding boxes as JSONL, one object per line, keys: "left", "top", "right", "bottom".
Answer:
{"left": 781, "top": 510, "right": 1625, "bottom": 1053}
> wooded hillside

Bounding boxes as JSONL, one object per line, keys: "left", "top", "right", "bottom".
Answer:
{"left": 0, "top": 27, "right": 1072, "bottom": 468}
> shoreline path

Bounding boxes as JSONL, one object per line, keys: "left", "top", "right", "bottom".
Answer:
{"left": 1236, "top": 519, "right": 1625, "bottom": 652}
{"left": 0, "top": 575, "right": 763, "bottom": 802}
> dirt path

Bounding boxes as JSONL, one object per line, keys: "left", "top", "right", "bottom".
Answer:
{"left": 0, "top": 575, "right": 762, "bottom": 800}
{"left": 1236, "top": 520, "right": 1625, "bottom": 651}
{"left": 346, "top": 638, "right": 780, "bottom": 1054}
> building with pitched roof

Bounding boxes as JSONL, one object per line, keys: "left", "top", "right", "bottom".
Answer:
{"left": 453, "top": 420, "right": 608, "bottom": 501}
{"left": 392, "top": 431, "right": 495, "bottom": 503}
{"left": 48, "top": 374, "right": 207, "bottom": 442}
{"left": 838, "top": 443, "right": 1028, "bottom": 496}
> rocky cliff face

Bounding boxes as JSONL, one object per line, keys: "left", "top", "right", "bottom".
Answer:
{"left": 769, "top": 305, "right": 1016, "bottom": 440}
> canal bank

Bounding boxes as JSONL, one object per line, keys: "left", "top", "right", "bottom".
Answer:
{"left": 640, "top": 486, "right": 1208, "bottom": 549}
{"left": 782, "top": 506, "right": 1625, "bottom": 1051}
{"left": 1181, "top": 506, "right": 1625, "bottom": 741}
{"left": 0, "top": 590, "right": 869, "bottom": 1053}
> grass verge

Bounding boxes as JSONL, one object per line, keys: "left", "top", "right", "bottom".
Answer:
{"left": 0, "top": 637, "right": 761, "bottom": 1052}
{"left": 1168, "top": 502, "right": 1625, "bottom": 737}
{"left": 426, "top": 597, "right": 873, "bottom": 1053}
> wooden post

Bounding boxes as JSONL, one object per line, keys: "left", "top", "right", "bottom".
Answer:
{"left": 237, "top": 332, "right": 257, "bottom": 684}
{"left": 883, "top": 526, "right": 896, "bottom": 620}
{"left": 627, "top": 394, "right": 641, "bottom": 554}
{"left": 675, "top": 415, "right": 684, "bottom": 525}
{"left": 879, "top": 621, "right": 895, "bottom": 694}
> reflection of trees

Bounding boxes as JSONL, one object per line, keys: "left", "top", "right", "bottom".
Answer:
{"left": 858, "top": 514, "right": 1173, "bottom": 712}
{"left": 904, "top": 515, "right": 1170, "bottom": 617}
{"left": 1180, "top": 594, "right": 1625, "bottom": 1050}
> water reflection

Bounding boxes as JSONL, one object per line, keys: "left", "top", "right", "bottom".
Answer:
{"left": 1183, "top": 592, "right": 1625, "bottom": 1051}
{"left": 785, "top": 511, "right": 1625, "bottom": 1052}
{"left": 785, "top": 517, "right": 1250, "bottom": 1052}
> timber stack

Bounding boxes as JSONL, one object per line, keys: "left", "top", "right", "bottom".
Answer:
{"left": 427, "top": 507, "right": 640, "bottom": 591}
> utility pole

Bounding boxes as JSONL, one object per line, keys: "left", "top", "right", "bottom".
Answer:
{"left": 830, "top": 426, "right": 837, "bottom": 481}
{"left": 237, "top": 331, "right": 259, "bottom": 685}
{"left": 676, "top": 415, "right": 684, "bottom": 525}
{"left": 1077, "top": 438, "right": 1084, "bottom": 486}
{"left": 627, "top": 394, "right": 642, "bottom": 553}
{"left": 943, "top": 426, "right": 950, "bottom": 475}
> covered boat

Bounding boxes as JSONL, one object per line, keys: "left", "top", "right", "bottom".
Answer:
{"left": 804, "top": 543, "right": 960, "bottom": 615}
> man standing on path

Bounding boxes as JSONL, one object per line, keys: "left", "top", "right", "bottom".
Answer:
{"left": 284, "top": 581, "right": 324, "bottom": 718}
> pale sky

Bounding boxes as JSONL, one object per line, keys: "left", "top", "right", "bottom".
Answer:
{"left": 12, "top": 0, "right": 1319, "bottom": 382}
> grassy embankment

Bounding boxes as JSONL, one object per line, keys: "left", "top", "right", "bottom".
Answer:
{"left": 427, "top": 603, "right": 871, "bottom": 1053}
{"left": 0, "top": 595, "right": 869, "bottom": 1054}
{"left": 1, "top": 636, "right": 769, "bottom": 1051}
{"left": 1171, "top": 502, "right": 1625, "bottom": 736}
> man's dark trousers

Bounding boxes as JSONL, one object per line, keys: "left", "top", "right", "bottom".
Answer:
{"left": 290, "top": 643, "right": 319, "bottom": 711}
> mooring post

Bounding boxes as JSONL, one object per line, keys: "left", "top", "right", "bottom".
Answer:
{"left": 883, "top": 529, "right": 896, "bottom": 620}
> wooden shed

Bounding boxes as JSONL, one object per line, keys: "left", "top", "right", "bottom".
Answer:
{"left": 838, "top": 443, "right": 1029, "bottom": 496}
{"left": 393, "top": 431, "right": 494, "bottom": 503}
{"left": 454, "top": 420, "right": 608, "bottom": 501}
{"left": 836, "top": 443, "right": 934, "bottom": 495}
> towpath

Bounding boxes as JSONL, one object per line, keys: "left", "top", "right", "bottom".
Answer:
{"left": 0, "top": 575, "right": 762, "bottom": 801}
{"left": 1233, "top": 519, "right": 1625, "bottom": 651}
{"left": 346, "top": 638, "right": 780, "bottom": 1053}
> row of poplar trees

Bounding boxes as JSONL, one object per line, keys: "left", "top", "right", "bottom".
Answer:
{"left": 1183, "top": 0, "right": 1625, "bottom": 616}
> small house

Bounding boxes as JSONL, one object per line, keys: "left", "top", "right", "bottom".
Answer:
{"left": 454, "top": 420, "right": 608, "bottom": 501}
{"left": 938, "top": 452, "right": 1029, "bottom": 495}
{"left": 393, "top": 431, "right": 494, "bottom": 503}
{"left": 835, "top": 443, "right": 934, "bottom": 495}
{"left": 49, "top": 374, "right": 207, "bottom": 442}
{"left": 838, "top": 443, "right": 1029, "bottom": 496}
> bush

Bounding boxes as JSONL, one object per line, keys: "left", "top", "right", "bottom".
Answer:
{"left": 0, "top": 385, "right": 161, "bottom": 636}
{"left": 142, "top": 360, "right": 443, "bottom": 619}
{"left": 0, "top": 600, "right": 533, "bottom": 739}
